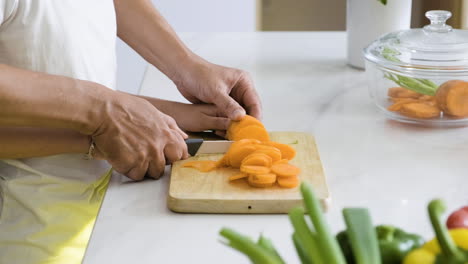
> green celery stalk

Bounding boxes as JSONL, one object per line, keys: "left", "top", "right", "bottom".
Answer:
{"left": 219, "top": 228, "right": 283, "bottom": 264}
{"left": 301, "top": 183, "right": 346, "bottom": 264}
{"left": 342, "top": 208, "right": 381, "bottom": 264}
{"left": 257, "top": 234, "right": 285, "bottom": 264}
{"left": 292, "top": 233, "right": 313, "bottom": 264}
{"left": 289, "top": 207, "right": 323, "bottom": 264}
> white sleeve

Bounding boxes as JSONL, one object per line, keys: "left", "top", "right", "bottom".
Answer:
{"left": 0, "top": 0, "right": 18, "bottom": 25}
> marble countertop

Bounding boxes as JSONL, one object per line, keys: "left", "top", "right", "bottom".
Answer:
{"left": 84, "top": 32, "right": 468, "bottom": 264}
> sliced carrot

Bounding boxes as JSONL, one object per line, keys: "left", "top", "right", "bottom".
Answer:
{"left": 182, "top": 160, "right": 218, "bottom": 172}
{"left": 231, "top": 125, "right": 270, "bottom": 142}
{"left": 229, "top": 173, "right": 248, "bottom": 181}
{"left": 247, "top": 174, "right": 275, "bottom": 188}
{"left": 240, "top": 165, "right": 270, "bottom": 175}
{"left": 387, "top": 98, "right": 420, "bottom": 111}
{"left": 241, "top": 153, "right": 272, "bottom": 167}
{"left": 249, "top": 173, "right": 276, "bottom": 184}
{"left": 277, "top": 176, "right": 299, "bottom": 188}
{"left": 251, "top": 145, "right": 282, "bottom": 162}
{"left": 228, "top": 145, "right": 258, "bottom": 168}
{"left": 388, "top": 87, "right": 421, "bottom": 99}
{"left": 436, "top": 80, "right": 468, "bottom": 117}
{"left": 398, "top": 102, "right": 441, "bottom": 119}
{"left": 271, "top": 163, "right": 301, "bottom": 177}
{"left": 264, "top": 142, "right": 296, "bottom": 160}
{"left": 273, "top": 159, "right": 289, "bottom": 165}
{"left": 227, "top": 115, "right": 264, "bottom": 140}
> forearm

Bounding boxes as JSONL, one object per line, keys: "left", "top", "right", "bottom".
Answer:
{"left": 0, "top": 64, "right": 110, "bottom": 134}
{"left": 114, "top": 0, "right": 196, "bottom": 80}
{"left": 0, "top": 127, "right": 90, "bottom": 159}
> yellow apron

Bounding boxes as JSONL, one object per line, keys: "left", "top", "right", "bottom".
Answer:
{"left": 0, "top": 155, "right": 111, "bottom": 264}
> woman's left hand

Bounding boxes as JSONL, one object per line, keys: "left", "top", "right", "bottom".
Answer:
{"left": 173, "top": 57, "right": 262, "bottom": 121}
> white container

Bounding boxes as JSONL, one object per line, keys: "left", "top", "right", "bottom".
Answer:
{"left": 347, "top": 0, "right": 412, "bottom": 69}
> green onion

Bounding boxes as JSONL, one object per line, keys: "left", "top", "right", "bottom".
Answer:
{"left": 257, "top": 234, "right": 285, "bottom": 264}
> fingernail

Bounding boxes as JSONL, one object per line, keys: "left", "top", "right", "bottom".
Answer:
{"left": 232, "top": 109, "right": 246, "bottom": 120}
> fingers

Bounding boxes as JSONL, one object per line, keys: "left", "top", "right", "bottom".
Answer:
{"left": 214, "top": 93, "right": 246, "bottom": 121}
{"left": 165, "top": 114, "right": 188, "bottom": 139}
{"left": 126, "top": 160, "right": 149, "bottom": 181}
{"left": 147, "top": 151, "right": 166, "bottom": 179}
{"left": 233, "top": 72, "right": 263, "bottom": 120}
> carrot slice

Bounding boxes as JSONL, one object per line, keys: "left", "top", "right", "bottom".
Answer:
{"left": 231, "top": 125, "right": 270, "bottom": 142}
{"left": 182, "top": 160, "right": 218, "bottom": 172}
{"left": 436, "top": 80, "right": 468, "bottom": 117}
{"left": 271, "top": 163, "right": 301, "bottom": 177}
{"left": 274, "top": 159, "right": 289, "bottom": 165}
{"left": 240, "top": 165, "right": 270, "bottom": 175}
{"left": 241, "top": 153, "right": 272, "bottom": 167}
{"left": 227, "top": 115, "right": 264, "bottom": 140}
{"left": 247, "top": 174, "right": 276, "bottom": 188}
{"left": 253, "top": 145, "right": 282, "bottom": 162}
{"left": 249, "top": 173, "right": 276, "bottom": 184}
{"left": 228, "top": 145, "right": 258, "bottom": 168}
{"left": 277, "top": 176, "right": 299, "bottom": 188}
{"left": 264, "top": 142, "right": 296, "bottom": 160}
{"left": 388, "top": 87, "right": 421, "bottom": 99}
{"left": 229, "top": 173, "right": 248, "bottom": 181}
{"left": 398, "top": 102, "right": 441, "bottom": 119}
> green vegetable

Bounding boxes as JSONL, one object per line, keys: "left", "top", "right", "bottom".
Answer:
{"left": 378, "top": 0, "right": 387, "bottom": 5}
{"left": 337, "top": 225, "right": 424, "bottom": 264}
{"left": 342, "top": 208, "right": 381, "bottom": 264}
{"left": 219, "top": 228, "right": 283, "bottom": 264}
{"left": 288, "top": 207, "right": 323, "bottom": 264}
{"left": 292, "top": 233, "right": 312, "bottom": 264}
{"left": 257, "top": 234, "right": 285, "bottom": 264}
{"left": 301, "top": 182, "right": 347, "bottom": 264}
{"left": 381, "top": 47, "right": 439, "bottom": 96}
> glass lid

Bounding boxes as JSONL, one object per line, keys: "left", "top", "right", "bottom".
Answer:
{"left": 364, "top": 10, "right": 468, "bottom": 73}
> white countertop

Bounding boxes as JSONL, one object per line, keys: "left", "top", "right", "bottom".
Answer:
{"left": 84, "top": 32, "right": 468, "bottom": 264}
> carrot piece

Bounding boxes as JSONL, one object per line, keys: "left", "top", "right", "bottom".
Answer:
{"left": 436, "top": 80, "right": 468, "bottom": 117}
{"left": 231, "top": 125, "right": 270, "bottom": 142}
{"left": 182, "top": 160, "right": 218, "bottom": 172}
{"left": 249, "top": 173, "right": 276, "bottom": 184}
{"left": 277, "top": 176, "right": 299, "bottom": 188}
{"left": 271, "top": 163, "right": 301, "bottom": 177}
{"left": 398, "top": 102, "right": 441, "bottom": 119}
{"left": 226, "top": 115, "right": 264, "bottom": 140}
{"left": 252, "top": 145, "right": 282, "bottom": 162}
{"left": 228, "top": 145, "right": 258, "bottom": 168}
{"left": 387, "top": 98, "right": 420, "bottom": 111}
{"left": 247, "top": 174, "right": 276, "bottom": 188}
{"left": 229, "top": 173, "right": 248, "bottom": 181}
{"left": 388, "top": 87, "right": 421, "bottom": 99}
{"left": 241, "top": 153, "right": 273, "bottom": 167}
{"left": 240, "top": 165, "right": 270, "bottom": 175}
{"left": 274, "top": 159, "right": 289, "bottom": 165}
{"left": 264, "top": 142, "right": 296, "bottom": 160}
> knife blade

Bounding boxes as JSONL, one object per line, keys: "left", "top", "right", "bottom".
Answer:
{"left": 185, "top": 138, "right": 232, "bottom": 156}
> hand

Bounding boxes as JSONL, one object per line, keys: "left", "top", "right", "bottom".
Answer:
{"left": 142, "top": 98, "right": 231, "bottom": 132}
{"left": 173, "top": 57, "right": 262, "bottom": 121}
{"left": 92, "top": 92, "right": 189, "bottom": 180}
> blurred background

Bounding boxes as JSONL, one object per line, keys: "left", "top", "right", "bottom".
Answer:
{"left": 118, "top": 0, "right": 468, "bottom": 93}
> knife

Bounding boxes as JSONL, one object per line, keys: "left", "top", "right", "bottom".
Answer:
{"left": 185, "top": 138, "right": 233, "bottom": 156}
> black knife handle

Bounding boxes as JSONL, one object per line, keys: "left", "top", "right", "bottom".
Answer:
{"left": 185, "top": 138, "right": 203, "bottom": 156}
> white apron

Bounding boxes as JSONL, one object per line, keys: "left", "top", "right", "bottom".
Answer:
{"left": 0, "top": 0, "right": 117, "bottom": 263}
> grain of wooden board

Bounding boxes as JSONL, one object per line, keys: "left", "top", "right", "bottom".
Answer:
{"left": 167, "top": 132, "right": 330, "bottom": 214}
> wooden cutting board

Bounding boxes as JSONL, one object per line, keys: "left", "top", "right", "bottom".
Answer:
{"left": 167, "top": 132, "right": 330, "bottom": 213}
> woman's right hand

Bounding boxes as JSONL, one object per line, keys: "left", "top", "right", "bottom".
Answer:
{"left": 92, "top": 92, "right": 189, "bottom": 180}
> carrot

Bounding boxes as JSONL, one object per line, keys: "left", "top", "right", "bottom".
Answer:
{"left": 231, "top": 125, "right": 270, "bottom": 142}
{"left": 387, "top": 98, "right": 420, "bottom": 111}
{"left": 240, "top": 165, "right": 271, "bottom": 175}
{"left": 229, "top": 172, "right": 248, "bottom": 181}
{"left": 388, "top": 87, "right": 421, "bottom": 99}
{"left": 273, "top": 159, "right": 289, "bottom": 165}
{"left": 227, "top": 115, "right": 264, "bottom": 140}
{"left": 248, "top": 174, "right": 276, "bottom": 188}
{"left": 398, "top": 102, "right": 441, "bottom": 119}
{"left": 242, "top": 153, "right": 273, "bottom": 167}
{"left": 277, "top": 176, "right": 299, "bottom": 188}
{"left": 436, "top": 80, "right": 468, "bottom": 117}
{"left": 182, "top": 160, "right": 218, "bottom": 172}
{"left": 252, "top": 145, "right": 282, "bottom": 162}
{"left": 271, "top": 163, "right": 301, "bottom": 177}
{"left": 228, "top": 145, "right": 258, "bottom": 168}
{"left": 264, "top": 142, "right": 296, "bottom": 160}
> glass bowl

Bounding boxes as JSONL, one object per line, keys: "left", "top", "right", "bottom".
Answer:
{"left": 364, "top": 10, "right": 468, "bottom": 127}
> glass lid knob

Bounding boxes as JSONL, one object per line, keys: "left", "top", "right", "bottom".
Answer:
{"left": 424, "top": 10, "right": 453, "bottom": 33}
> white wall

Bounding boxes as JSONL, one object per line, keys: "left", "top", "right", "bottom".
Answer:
{"left": 116, "top": 0, "right": 256, "bottom": 94}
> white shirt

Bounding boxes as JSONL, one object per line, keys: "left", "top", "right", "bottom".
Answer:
{"left": 0, "top": 1, "right": 117, "bottom": 263}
